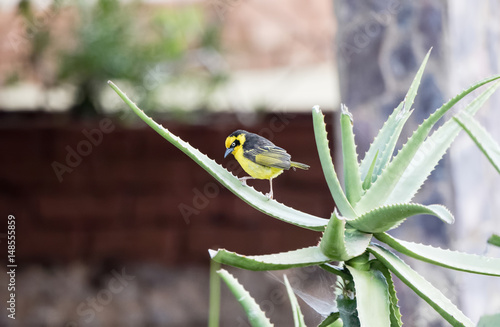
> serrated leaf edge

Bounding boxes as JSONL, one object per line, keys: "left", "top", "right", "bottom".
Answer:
{"left": 355, "top": 74, "right": 500, "bottom": 214}
{"left": 347, "top": 203, "right": 454, "bottom": 233}
{"left": 375, "top": 233, "right": 500, "bottom": 276}
{"left": 217, "top": 269, "right": 274, "bottom": 327}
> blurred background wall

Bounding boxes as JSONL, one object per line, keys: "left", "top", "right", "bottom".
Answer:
{"left": 0, "top": 0, "right": 499, "bottom": 326}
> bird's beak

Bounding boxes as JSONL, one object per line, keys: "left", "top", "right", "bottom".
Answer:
{"left": 224, "top": 148, "right": 233, "bottom": 158}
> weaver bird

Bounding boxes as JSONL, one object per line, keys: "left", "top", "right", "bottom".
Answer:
{"left": 224, "top": 130, "right": 309, "bottom": 199}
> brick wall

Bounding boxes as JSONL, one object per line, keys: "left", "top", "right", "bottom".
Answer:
{"left": 0, "top": 112, "right": 336, "bottom": 265}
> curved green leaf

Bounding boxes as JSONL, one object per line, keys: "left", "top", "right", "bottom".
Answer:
{"left": 346, "top": 265, "right": 391, "bottom": 327}
{"left": 340, "top": 104, "right": 363, "bottom": 205}
{"left": 454, "top": 112, "right": 500, "bottom": 173}
{"left": 209, "top": 260, "right": 221, "bottom": 327}
{"left": 488, "top": 234, "right": 500, "bottom": 247}
{"left": 320, "top": 210, "right": 372, "bottom": 261}
{"left": 359, "top": 99, "right": 405, "bottom": 183}
{"left": 320, "top": 263, "right": 351, "bottom": 281}
{"left": 347, "top": 203, "right": 454, "bottom": 233}
{"left": 478, "top": 313, "right": 500, "bottom": 327}
{"left": 109, "top": 81, "right": 329, "bottom": 231}
{"left": 371, "top": 107, "right": 413, "bottom": 185}
{"left": 217, "top": 269, "right": 274, "bottom": 327}
{"left": 387, "top": 81, "right": 500, "bottom": 204}
{"left": 370, "top": 261, "right": 403, "bottom": 327}
{"left": 368, "top": 245, "right": 474, "bottom": 327}
{"left": 356, "top": 74, "right": 500, "bottom": 214}
{"left": 209, "top": 246, "right": 331, "bottom": 271}
{"left": 320, "top": 211, "right": 350, "bottom": 261}
{"left": 337, "top": 283, "right": 359, "bottom": 327}
{"left": 318, "top": 312, "right": 341, "bottom": 327}
{"left": 346, "top": 252, "right": 370, "bottom": 271}
{"left": 375, "top": 233, "right": 500, "bottom": 276}
{"left": 359, "top": 49, "right": 430, "bottom": 182}
{"left": 362, "top": 150, "right": 378, "bottom": 190}
{"left": 313, "top": 105, "right": 357, "bottom": 218}
{"left": 284, "top": 275, "right": 307, "bottom": 327}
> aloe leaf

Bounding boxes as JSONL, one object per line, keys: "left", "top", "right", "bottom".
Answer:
{"left": 109, "top": 81, "right": 329, "bottom": 231}
{"left": 355, "top": 74, "right": 500, "bottom": 214}
{"left": 283, "top": 275, "right": 307, "bottom": 327}
{"left": 370, "top": 261, "right": 403, "bottom": 327}
{"left": 347, "top": 203, "right": 453, "bottom": 233}
{"left": 209, "top": 246, "right": 331, "bottom": 271}
{"left": 454, "top": 112, "right": 500, "bottom": 173}
{"left": 359, "top": 49, "right": 431, "bottom": 182}
{"left": 371, "top": 107, "right": 413, "bottom": 184}
{"left": 402, "top": 49, "right": 431, "bottom": 114}
{"left": 312, "top": 105, "right": 357, "bottom": 218}
{"left": 208, "top": 260, "right": 221, "bottom": 327}
{"left": 346, "top": 252, "right": 370, "bottom": 271}
{"left": 488, "top": 234, "right": 500, "bottom": 247}
{"left": 359, "top": 99, "right": 405, "bottom": 182}
{"left": 318, "top": 312, "right": 341, "bottom": 327}
{"left": 320, "top": 210, "right": 372, "bottom": 261}
{"left": 375, "top": 233, "right": 500, "bottom": 276}
{"left": 320, "top": 263, "right": 352, "bottom": 281}
{"left": 386, "top": 80, "right": 500, "bottom": 204}
{"left": 337, "top": 285, "right": 359, "bottom": 327}
{"left": 478, "top": 313, "right": 500, "bottom": 327}
{"left": 362, "top": 150, "right": 378, "bottom": 190}
{"left": 340, "top": 104, "right": 363, "bottom": 205}
{"left": 346, "top": 266, "right": 391, "bottom": 327}
{"left": 368, "top": 245, "right": 474, "bottom": 327}
{"left": 342, "top": 230, "right": 373, "bottom": 261}
{"left": 217, "top": 269, "right": 274, "bottom": 327}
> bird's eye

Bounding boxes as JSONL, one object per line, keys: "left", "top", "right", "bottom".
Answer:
{"left": 231, "top": 142, "right": 236, "bottom": 147}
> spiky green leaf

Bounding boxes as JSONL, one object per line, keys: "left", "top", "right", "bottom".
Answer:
{"left": 346, "top": 252, "right": 370, "bottom": 271}
{"left": 362, "top": 150, "right": 378, "bottom": 190}
{"left": 340, "top": 104, "right": 363, "bottom": 204}
{"left": 359, "top": 49, "right": 431, "bottom": 182}
{"left": 209, "top": 246, "right": 330, "bottom": 271}
{"left": 375, "top": 233, "right": 500, "bottom": 276}
{"left": 370, "top": 107, "right": 413, "bottom": 185}
{"left": 318, "top": 312, "right": 341, "bottom": 327}
{"left": 337, "top": 276, "right": 359, "bottom": 327}
{"left": 320, "top": 263, "right": 351, "bottom": 281}
{"left": 370, "top": 260, "right": 403, "bottom": 327}
{"left": 347, "top": 203, "right": 453, "bottom": 233}
{"left": 320, "top": 210, "right": 372, "bottom": 261}
{"left": 488, "top": 234, "right": 500, "bottom": 247}
{"left": 368, "top": 245, "right": 474, "bottom": 327}
{"left": 454, "top": 112, "right": 500, "bottom": 173}
{"left": 478, "top": 313, "right": 500, "bottom": 327}
{"left": 109, "top": 81, "right": 329, "bottom": 231}
{"left": 312, "top": 105, "right": 357, "bottom": 218}
{"left": 283, "top": 275, "right": 307, "bottom": 327}
{"left": 209, "top": 260, "right": 221, "bottom": 327}
{"left": 386, "top": 80, "right": 500, "bottom": 204}
{"left": 217, "top": 269, "right": 274, "bottom": 327}
{"left": 346, "top": 265, "right": 391, "bottom": 327}
{"left": 356, "top": 74, "right": 500, "bottom": 213}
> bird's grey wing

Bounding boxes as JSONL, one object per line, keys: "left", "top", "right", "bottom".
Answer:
{"left": 244, "top": 146, "right": 291, "bottom": 169}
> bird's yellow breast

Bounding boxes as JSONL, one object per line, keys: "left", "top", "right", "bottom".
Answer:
{"left": 233, "top": 146, "right": 284, "bottom": 180}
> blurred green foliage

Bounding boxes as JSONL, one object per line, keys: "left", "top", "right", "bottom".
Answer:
{"left": 17, "top": 0, "right": 226, "bottom": 117}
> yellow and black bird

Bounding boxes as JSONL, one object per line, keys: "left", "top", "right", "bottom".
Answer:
{"left": 224, "top": 130, "right": 309, "bottom": 199}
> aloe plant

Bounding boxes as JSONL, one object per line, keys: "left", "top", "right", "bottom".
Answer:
{"left": 109, "top": 50, "right": 500, "bottom": 326}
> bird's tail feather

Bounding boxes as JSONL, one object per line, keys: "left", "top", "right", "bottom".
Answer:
{"left": 290, "top": 161, "right": 310, "bottom": 170}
